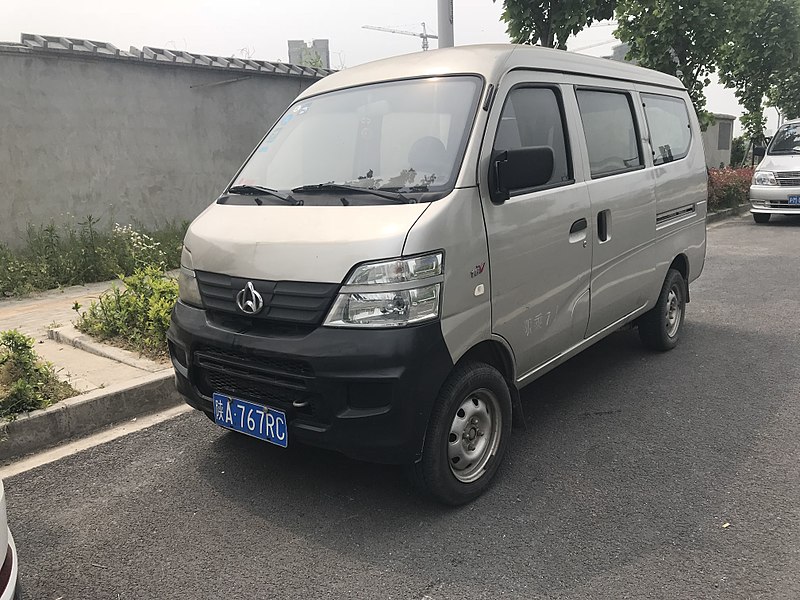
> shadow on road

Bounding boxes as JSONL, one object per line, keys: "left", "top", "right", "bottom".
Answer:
{"left": 191, "top": 318, "right": 793, "bottom": 587}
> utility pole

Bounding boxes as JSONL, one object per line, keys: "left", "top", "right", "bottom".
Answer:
{"left": 437, "top": 0, "right": 454, "bottom": 48}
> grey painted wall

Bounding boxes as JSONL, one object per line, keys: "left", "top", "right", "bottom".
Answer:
{"left": 0, "top": 49, "right": 320, "bottom": 246}
{"left": 701, "top": 115, "right": 736, "bottom": 168}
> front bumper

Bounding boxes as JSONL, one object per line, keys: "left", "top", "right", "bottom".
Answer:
{"left": 167, "top": 301, "right": 453, "bottom": 464}
{"left": 749, "top": 185, "right": 800, "bottom": 214}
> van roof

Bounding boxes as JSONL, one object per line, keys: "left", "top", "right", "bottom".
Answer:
{"left": 297, "top": 44, "right": 685, "bottom": 100}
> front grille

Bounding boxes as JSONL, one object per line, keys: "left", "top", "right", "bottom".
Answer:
{"left": 765, "top": 200, "right": 800, "bottom": 208}
{"left": 195, "top": 271, "right": 339, "bottom": 326}
{"left": 193, "top": 346, "right": 318, "bottom": 416}
{"left": 777, "top": 178, "right": 800, "bottom": 187}
{"left": 776, "top": 171, "right": 800, "bottom": 178}
{"left": 203, "top": 370, "right": 317, "bottom": 413}
{"left": 195, "top": 346, "right": 313, "bottom": 379}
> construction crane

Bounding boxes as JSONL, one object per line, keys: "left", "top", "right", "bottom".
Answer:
{"left": 362, "top": 22, "right": 438, "bottom": 51}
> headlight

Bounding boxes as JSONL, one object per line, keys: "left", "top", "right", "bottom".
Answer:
{"left": 347, "top": 253, "right": 442, "bottom": 285}
{"left": 178, "top": 247, "right": 203, "bottom": 307}
{"left": 324, "top": 253, "right": 443, "bottom": 328}
{"left": 753, "top": 171, "right": 777, "bottom": 186}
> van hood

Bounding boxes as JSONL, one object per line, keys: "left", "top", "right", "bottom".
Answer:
{"left": 184, "top": 203, "right": 429, "bottom": 283}
{"left": 757, "top": 154, "right": 800, "bottom": 172}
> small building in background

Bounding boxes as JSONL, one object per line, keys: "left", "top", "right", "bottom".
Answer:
{"left": 603, "top": 42, "right": 635, "bottom": 64}
{"left": 288, "top": 39, "right": 330, "bottom": 69}
{"left": 701, "top": 114, "right": 736, "bottom": 168}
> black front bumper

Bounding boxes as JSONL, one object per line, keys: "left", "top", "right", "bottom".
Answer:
{"left": 167, "top": 301, "right": 453, "bottom": 464}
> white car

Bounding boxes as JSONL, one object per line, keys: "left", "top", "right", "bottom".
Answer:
{"left": 0, "top": 481, "right": 19, "bottom": 600}
{"left": 750, "top": 122, "right": 800, "bottom": 223}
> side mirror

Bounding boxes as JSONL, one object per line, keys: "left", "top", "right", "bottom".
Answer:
{"left": 491, "top": 146, "right": 554, "bottom": 203}
{"left": 753, "top": 145, "right": 766, "bottom": 158}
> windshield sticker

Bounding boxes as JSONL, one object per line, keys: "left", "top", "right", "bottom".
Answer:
{"left": 292, "top": 102, "right": 311, "bottom": 115}
{"left": 258, "top": 127, "right": 282, "bottom": 151}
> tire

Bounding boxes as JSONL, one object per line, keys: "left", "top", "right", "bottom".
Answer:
{"left": 753, "top": 212, "right": 771, "bottom": 223}
{"left": 638, "top": 268, "right": 687, "bottom": 352}
{"left": 408, "top": 361, "right": 512, "bottom": 505}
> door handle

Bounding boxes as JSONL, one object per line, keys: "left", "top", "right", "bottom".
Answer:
{"left": 569, "top": 218, "right": 588, "bottom": 245}
{"left": 570, "top": 218, "right": 588, "bottom": 234}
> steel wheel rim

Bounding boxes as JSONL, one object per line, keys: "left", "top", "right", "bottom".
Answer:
{"left": 665, "top": 287, "right": 682, "bottom": 338}
{"left": 447, "top": 388, "right": 502, "bottom": 484}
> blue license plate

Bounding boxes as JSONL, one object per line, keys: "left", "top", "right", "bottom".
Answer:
{"left": 789, "top": 196, "right": 800, "bottom": 205}
{"left": 212, "top": 393, "right": 288, "bottom": 447}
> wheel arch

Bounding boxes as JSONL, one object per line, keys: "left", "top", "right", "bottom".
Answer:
{"left": 669, "top": 253, "right": 690, "bottom": 302}
{"left": 453, "top": 338, "right": 525, "bottom": 428}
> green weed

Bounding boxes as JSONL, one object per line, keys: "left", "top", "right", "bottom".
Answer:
{"left": 0, "top": 330, "right": 77, "bottom": 419}
{"left": 75, "top": 265, "right": 179, "bottom": 358}
{"left": 0, "top": 218, "right": 188, "bottom": 297}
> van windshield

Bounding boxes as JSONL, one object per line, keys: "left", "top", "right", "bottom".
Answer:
{"left": 768, "top": 124, "right": 800, "bottom": 155}
{"left": 230, "top": 76, "right": 482, "bottom": 204}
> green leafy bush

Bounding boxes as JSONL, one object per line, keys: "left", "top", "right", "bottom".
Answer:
{"left": 75, "top": 266, "right": 179, "bottom": 357}
{"left": 0, "top": 217, "right": 187, "bottom": 297}
{"left": 0, "top": 330, "right": 76, "bottom": 419}
{"left": 708, "top": 167, "right": 754, "bottom": 212}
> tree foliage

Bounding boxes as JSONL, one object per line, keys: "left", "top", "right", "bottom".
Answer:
{"left": 494, "top": 0, "right": 800, "bottom": 138}
{"left": 717, "top": 0, "right": 800, "bottom": 139}
{"left": 616, "top": 0, "right": 800, "bottom": 137}
{"left": 769, "top": 71, "right": 800, "bottom": 121}
{"left": 497, "top": 0, "right": 616, "bottom": 49}
{"left": 614, "top": 0, "right": 728, "bottom": 125}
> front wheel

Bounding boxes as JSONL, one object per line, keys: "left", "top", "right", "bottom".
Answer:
{"left": 638, "top": 268, "right": 687, "bottom": 351}
{"left": 408, "top": 362, "right": 512, "bottom": 505}
{"left": 753, "top": 212, "right": 771, "bottom": 223}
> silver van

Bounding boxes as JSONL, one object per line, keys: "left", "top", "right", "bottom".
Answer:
{"left": 168, "top": 45, "right": 707, "bottom": 504}
{"left": 750, "top": 121, "right": 800, "bottom": 223}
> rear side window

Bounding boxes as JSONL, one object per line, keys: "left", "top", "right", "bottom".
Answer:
{"left": 493, "top": 87, "right": 572, "bottom": 187}
{"left": 642, "top": 93, "right": 693, "bottom": 164}
{"left": 577, "top": 90, "right": 643, "bottom": 177}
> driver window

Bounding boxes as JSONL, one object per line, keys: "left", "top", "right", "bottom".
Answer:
{"left": 493, "top": 87, "right": 572, "bottom": 186}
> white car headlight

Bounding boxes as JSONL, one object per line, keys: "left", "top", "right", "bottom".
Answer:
{"left": 324, "top": 253, "right": 443, "bottom": 328}
{"left": 753, "top": 171, "right": 777, "bottom": 186}
{"left": 178, "top": 246, "right": 203, "bottom": 308}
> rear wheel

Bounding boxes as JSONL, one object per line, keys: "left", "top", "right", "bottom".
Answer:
{"left": 638, "top": 268, "right": 686, "bottom": 352}
{"left": 408, "top": 362, "right": 512, "bottom": 505}
{"left": 753, "top": 212, "right": 771, "bottom": 223}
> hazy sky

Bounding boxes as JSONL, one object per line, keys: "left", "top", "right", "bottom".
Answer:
{"left": 3, "top": 0, "right": 763, "bottom": 134}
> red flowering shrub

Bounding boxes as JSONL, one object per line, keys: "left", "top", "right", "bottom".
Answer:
{"left": 708, "top": 167, "right": 754, "bottom": 211}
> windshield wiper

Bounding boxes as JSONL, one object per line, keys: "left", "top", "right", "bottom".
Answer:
{"left": 224, "top": 184, "right": 299, "bottom": 205}
{"left": 292, "top": 183, "right": 410, "bottom": 204}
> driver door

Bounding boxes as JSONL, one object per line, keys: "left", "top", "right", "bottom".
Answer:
{"left": 479, "top": 72, "right": 592, "bottom": 377}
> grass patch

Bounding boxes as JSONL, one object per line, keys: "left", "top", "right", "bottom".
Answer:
{"left": 0, "top": 217, "right": 187, "bottom": 297}
{"left": 0, "top": 330, "right": 77, "bottom": 420}
{"left": 75, "top": 265, "right": 178, "bottom": 358}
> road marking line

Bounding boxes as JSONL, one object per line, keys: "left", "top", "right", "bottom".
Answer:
{"left": 0, "top": 404, "right": 192, "bottom": 479}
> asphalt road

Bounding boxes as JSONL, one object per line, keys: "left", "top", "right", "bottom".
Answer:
{"left": 7, "top": 213, "right": 800, "bottom": 600}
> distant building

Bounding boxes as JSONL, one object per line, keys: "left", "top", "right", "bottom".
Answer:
{"left": 288, "top": 39, "right": 330, "bottom": 69}
{"left": 701, "top": 114, "right": 736, "bottom": 168}
{"left": 603, "top": 43, "right": 636, "bottom": 65}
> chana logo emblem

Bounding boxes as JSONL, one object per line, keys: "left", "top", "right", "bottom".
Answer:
{"left": 236, "top": 282, "right": 264, "bottom": 315}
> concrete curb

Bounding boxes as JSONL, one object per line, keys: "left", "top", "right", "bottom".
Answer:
{"left": 0, "top": 369, "right": 181, "bottom": 462}
{"left": 707, "top": 202, "right": 751, "bottom": 224}
{"left": 47, "top": 324, "right": 166, "bottom": 373}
